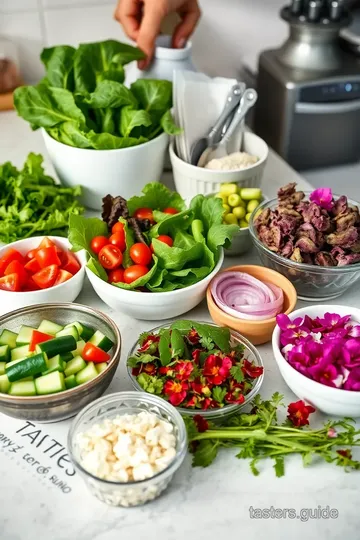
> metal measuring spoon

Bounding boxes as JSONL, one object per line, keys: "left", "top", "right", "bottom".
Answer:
{"left": 190, "top": 85, "right": 242, "bottom": 166}
{"left": 197, "top": 88, "right": 258, "bottom": 168}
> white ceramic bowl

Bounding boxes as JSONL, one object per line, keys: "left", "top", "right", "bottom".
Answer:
{"left": 169, "top": 132, "right": 268, "bottom": 200}
{"left": 42, "top": 129, "right": 169, "bottom": 211}
{"left": 272, "top": 304, "right": 360, "bottom": 417}
{"left": 0, "top": 236, "right": 85, "bottom": 316}
{"left": 86, "top": 250, "right": 224, "bottom": 320}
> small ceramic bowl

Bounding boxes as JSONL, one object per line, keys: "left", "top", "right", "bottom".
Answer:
{"left": 0, "top": 236, "right": 85, "bottom": 316}
{"left": 206, "top": 265, "right": 297, "bottom": 345}
{"left": 272, "top": 304, "right": 360, "bottom": 417}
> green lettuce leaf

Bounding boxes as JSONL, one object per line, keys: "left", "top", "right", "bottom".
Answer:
{"left": 84, "top": 80, "right": 138, "bottom": 109}
{"left": 151, "top": 237, "right": 203, "bottom": 270}
{"left": 128, "top": 182, "right": 186, "bottom": 216}
{"left": 119, "top": 107, "right": 152, "bottom": 137}
{"left": 13, "top": 85, "right": 86, "bottom": 129}
{"left": 160, "top": 109, "right": 183, "bottom": 135}
{"left": 40, "top": 45, "right": 76, "bottom": 90}
{"left": 89, "top": 133, "right": 148, "bottom": 150}
{"left": 68, "top": 214, "right": 108, "bottom": 255}
{"left": 48, "top": 122, "right": 92, "bottom": 148}
{"left": 130, "top": 79, "right": 172, "bottom": 118}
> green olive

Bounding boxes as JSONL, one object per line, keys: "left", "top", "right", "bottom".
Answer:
{"left": 232, "top": 206, "right": 246, "bottom": 219}
{"left": 246, "top": 199, "right": 260, "bottom": 213}
{"left": 240, "top": 188, "right": 262, "bottom": 201}
{"left": 219, "top": 183, "right": 238, "bottom": 196}
{"left": 224, "top": 213, "right": 238, "bottom": 225}
{"left": 239, "top": 219, "right": 249, "bottom": 228}
{"left": 215, "top": 193, "right": 228, "bottom": 204}
{"left": 222, "top": 204, "right": 231, "bottom": 215}
{"left": 245, "top": 212, "right": 252, "bottom": 222}
{"left": 228, "top": 193, "right": 242, "bottom": 207}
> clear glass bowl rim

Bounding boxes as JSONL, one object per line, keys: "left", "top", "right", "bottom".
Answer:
{"left": 67, "top": 391, "right": 187, "bottom": 486}
{"left": 126, "top": 321, "right": 264, "bottom": 419}
{"left": 248, "top": 192, "right": 360, "bottom": 274}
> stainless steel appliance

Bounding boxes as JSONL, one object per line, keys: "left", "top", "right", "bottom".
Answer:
{"left": 254, "top": 0, "right": 360, "bottom": 170}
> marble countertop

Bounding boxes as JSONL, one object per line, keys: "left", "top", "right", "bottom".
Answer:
{"left": 1, "top": 112, "right": 359, "bottom": 540}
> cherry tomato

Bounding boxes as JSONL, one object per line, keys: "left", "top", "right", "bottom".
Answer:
{"left": 98, "top": 245, "right": 123, "bottom": 270}
{"left": 163, "top": 207, "right": 179, "bottom": 215}
{"left": 23, "top": 278, "right": 40, "bottom": 292}
{"left": 0, "top": 273, "right": 21, "bottom": 292}
{"left": 32, "top": 265, "right": 59, "bottom": 289}
{"left": 129, "top": 243, "right": 152, "bottom": 266}
{"left": 90, "top": 236, "right": 109, "bottom": 255}
{"left": 35, "top": 246, "right": 61, "bottom": 269}
{"left": 123, "top": 265, "right": 149, "bottom": 284}
{"left": 111, "top": 222, "right": 125, "bottom": 235}
{"left": 4, "top": 260, "right": 28, "bottom": 288}
{"left": 108, "top": 268, "right": 125, "bottom": 283}
{"left": 82, "top": 342, "right": 110, "bottom": 363}
{"left": 109, "top": 232, "right": 126, "bottom": 252}
{"left": 61, "top": 252, "right": 81, "bottom": 275}
{"left": 134, "top": 207, "right": 154, "bottom": 223}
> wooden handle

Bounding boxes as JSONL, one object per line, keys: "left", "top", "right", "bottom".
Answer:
{"left": 0, "top": 91, "right": 14, "bottom": 111}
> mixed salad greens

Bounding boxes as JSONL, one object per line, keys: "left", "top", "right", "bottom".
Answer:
{"left": 13, "top": 40, "right": 181, "bottom": 150}
{"left": 0, "top": 153, "right": 84, "bottom": 243}
{"left": 68, "top": 183, "right": 238, "bottom": 292}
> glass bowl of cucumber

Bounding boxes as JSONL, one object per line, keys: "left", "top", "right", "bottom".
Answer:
{"left": 0, "top": 303, "right": 121, "bottom": 423}
{"left": 209, "top": 184, "right": 267, "bottom": 256}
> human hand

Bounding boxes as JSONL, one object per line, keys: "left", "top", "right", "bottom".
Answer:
{"left": 114, "top": 0, "right": 201, "bottom": 69}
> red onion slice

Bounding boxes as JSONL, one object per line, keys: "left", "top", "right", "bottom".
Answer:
{"left": 211, "top": 271, "right": 284, "bottom": 320}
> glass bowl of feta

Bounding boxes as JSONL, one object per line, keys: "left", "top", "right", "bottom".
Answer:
{"left": 67, "top": 391, "right": 187, "bottom": 507}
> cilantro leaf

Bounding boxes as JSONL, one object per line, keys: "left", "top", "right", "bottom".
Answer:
{"left": 136, "top": 373, "right": 163, "bottom": 395}
{"left": 127, "top": 353, "right": 158, "bottom": 367}
{"left": 230, "top": 365, "right": 244, "bottom": 383}
{"left": 212, "top": 387, "right": 227, "bottom": 404}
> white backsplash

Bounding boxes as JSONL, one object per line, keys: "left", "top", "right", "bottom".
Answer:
{"left": 0, "top": 0, "right": 288, "bottom": 84}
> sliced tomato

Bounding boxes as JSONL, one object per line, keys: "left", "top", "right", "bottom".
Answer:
{"left": 163, "top": 207, "right": 179, "bottom": 215}
{"left": 38, "top": 237, "right": 56, "bottom": 250}
{"left": 61, "top": 251, "right": 81, "bottom": 275}
{"left": 111, "top": 222, "right": 125, "bottom": 235}
{"left": 123, "top": 264, "right": 149, "bottom": 284}
{"left": 54, "top": 269, "right": 73, "bottom": 285}
{"left": 98, "top": 245, "right": 122, "bottom": 270}
{"left": 133, "top": 207, "right": 155, "bottom": 223}
{"left": 82, "top": 342, "right": 110, "bottom": 363}
{"left": 90, "top": 236, "right": 109, "bottom": 255}
{"left": 29, "top": 330, "right": 53, "bottom": 352}
{"left": 35, "top": 246, "right": 61, "bottom": 269}
{"left": 109, "top": 232, "right": 126, "bottom": 252}
{"left": 108, "top": 268, "right": 125, "bottom": 283}
{"left": 24, "top": 257, "right": 41, "bottom": 274}
{"left": 25, "top": 248, "right": 37, "bottom": 261}
{"left": 32, "top": 265, "right": 59, "bottom": 289}
{"left": 4, "top": 260, "right": 28, "bottom": 287}
{"left": 23, "top": 278, "right": 41, "bottom": 292}
{"left": 0, "top": 249, "right": 25, "bottom": 277}
{"left": 0, "top": 273, "right": 21, "bottom": 292}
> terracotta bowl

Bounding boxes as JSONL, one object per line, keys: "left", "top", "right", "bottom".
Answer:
{"left": 206, "top": 265, "right": 297, "bottom": 345}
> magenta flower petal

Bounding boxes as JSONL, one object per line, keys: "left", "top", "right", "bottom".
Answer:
{"left": 349, "top": 325, "right": 360, "bottom": 338}
{"left": 315, "top": 312, "right": 351, "bottom": 332}
{"left": 344, "top": 338, "right": 360, "bottom": 358}
{"left": 343, "top": 367, "right": 360, "bottom": 391}
{"left": 309, "top": 187, "right": 334, "bottom": 211}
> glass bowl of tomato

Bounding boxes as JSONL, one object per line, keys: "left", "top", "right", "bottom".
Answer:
{"left": 0, "top": 236, "right": 86, "bottom": 315}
